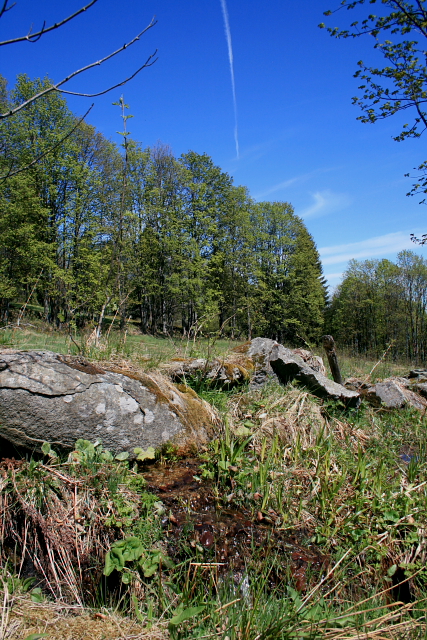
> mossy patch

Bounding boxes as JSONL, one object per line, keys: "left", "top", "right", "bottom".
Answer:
{"left": 57, "top": 355, "right": 105, "bottom": 375}
{"left": 176, "top": 383, "right": 200, "bottom": 398}
{"left": 231, "top": 341, "right": 251, "bottom": 354}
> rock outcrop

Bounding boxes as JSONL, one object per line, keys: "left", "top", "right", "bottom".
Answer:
{"left": 236, "top": 338, "right": 360, "bottom": 407}
{"left": 164, "top": 338, "right": 359, "bottom": 406}
{"left": 0, "top": 350, "right": 219, "bottom": 457}
{"left": 345, "top": 376, "right": 427, "bottom": 411}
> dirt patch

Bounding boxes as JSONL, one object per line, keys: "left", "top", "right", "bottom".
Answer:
{"left": 142, "top": 459, "right": 329, "bottom": 592}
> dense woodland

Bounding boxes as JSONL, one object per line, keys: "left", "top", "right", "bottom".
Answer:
{"left": 0, "top": 74, "right": 327, "bottom": 343}
{"left": 2, "top": 75, "right": 427, "bottom": 359}
{"left": 327, "top": 252, "right": 427, "bottom": 361}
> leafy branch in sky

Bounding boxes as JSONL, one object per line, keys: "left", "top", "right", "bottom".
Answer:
{"left": 320, "top": 1, "right": 427, "bottom": 203}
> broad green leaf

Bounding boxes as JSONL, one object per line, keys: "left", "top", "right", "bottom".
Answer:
{"left": 169, "top": 605, "right": 205, "bottom": 625}
{"left": 121, "top": 571, "right": 132, "bottom": 584}
{"left": 142, "top": 562, "right": 158, "bottom": 578}
{"left": 235, "top": 426, "right": 251, "bottom": 436}
{"left": 41, "top": 442, "right": 51, "bottom": 455}
{"left": 30, "top": 587, "right": 43, "bottom": 603}
{"left": 134, "top": 446, "right": 156, "bottom": 461}
{"left": 115, "top": 451, "right": 130, "bottom": 461}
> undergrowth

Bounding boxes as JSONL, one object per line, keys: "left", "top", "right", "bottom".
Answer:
{"left": 1, "top": 342, "right": 427, "bottom": 638}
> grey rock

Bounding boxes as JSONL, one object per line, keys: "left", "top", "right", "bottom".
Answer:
{"left": 0, "top": 350, "right": 218, "bottom": 457}
{"left": 413, "top": 382, "right": 427, "bottom": 399}
{"left": 164, "top": 357, "right": 250, "bottom": 388}
{"left": 344, "top": 377, "right": 375, "bottom": 392}
{"left": 366, "top": 379, "right": 427, "bottom": 410}
{"left": 269, "top": 344, "right": 361, "bottom": 407}
{"left": 293, "top": 349, "right": 327, "bottom": 377}
{"left": 408, "top": 369, "right": 427, "bottom": 383}
{"left": 233, "top": 337, "right": 359, "bottom": 405}
{"left": 246, "top": 337, "right": 280, "bottom": 387}
{"left": 163, "top": 358, "right": 208, "bottom": 378}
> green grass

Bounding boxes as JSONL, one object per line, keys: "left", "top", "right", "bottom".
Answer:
{"left": 1, "top": 330, "right": 427, "bottom": 638}
{"left": 0, "top": 326, "right": 242, "bottom": 370}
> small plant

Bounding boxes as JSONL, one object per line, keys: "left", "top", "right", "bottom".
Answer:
{"left": 104, "top": 537, "right": 173, "bottom": 585}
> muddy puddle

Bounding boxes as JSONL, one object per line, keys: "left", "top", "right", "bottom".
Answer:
{"left": 142, "top": 458, "right": 329, "bottom": 591}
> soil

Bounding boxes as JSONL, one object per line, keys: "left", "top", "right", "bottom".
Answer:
{"left": 142, "top": 458, "right": 329, "bottom": 592}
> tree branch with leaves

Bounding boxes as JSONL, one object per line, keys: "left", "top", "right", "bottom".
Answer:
{"left": 320, "top": 0, "right": 427, "bottom": 204}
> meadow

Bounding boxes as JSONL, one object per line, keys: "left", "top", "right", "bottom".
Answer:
{"left": 0, "top": 328, "right": 426, "bottom": 639}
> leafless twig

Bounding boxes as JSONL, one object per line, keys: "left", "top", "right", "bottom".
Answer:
{"left": 0, "top": 0, "right": 16, "bottom": 21}
{"left": 0, "top": 17, "right": 158, "bottom": 119}
{"left": 0, "top": 103, "right": 94, "bottom": 182}
{"left": 0, "top": 0, "right": 98, "bottom": 45}
{"left": 16, "top": 268, "right": 44, "bottom": 326}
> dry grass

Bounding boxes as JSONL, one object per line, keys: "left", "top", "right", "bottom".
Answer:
{"left": 228, "top": 383, "right": 340, "bottom": 449}
{"left": 1, "top": 592, "right": 169, "bottom": 640}
{"left": 0, "top": 455, "right": 156, "bottom": 606}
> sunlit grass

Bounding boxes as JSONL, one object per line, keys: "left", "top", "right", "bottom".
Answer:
{"left": 1, "top": 329, "right": 426, "bottom": 638}
{"left": 1, "top": 326, "right": 243, "bottom": 370}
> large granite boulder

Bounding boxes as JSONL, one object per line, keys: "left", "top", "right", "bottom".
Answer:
{"left": 0, "top": 350, "right": 219, "bottom": 457}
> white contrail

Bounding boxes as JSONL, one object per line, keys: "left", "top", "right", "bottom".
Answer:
{"left": 220, "top": 0, "right": 239, "bottom": 159}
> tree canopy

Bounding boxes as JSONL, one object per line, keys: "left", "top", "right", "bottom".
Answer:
{"left": 0, "top": 74, "right": 328, "bottom": 343}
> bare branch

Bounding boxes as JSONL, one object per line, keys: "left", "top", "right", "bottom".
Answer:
{"left": 0, "top": 17, "right": 157, "bottom": 119}
{"left": 0, "top": 103, "right": 94, "bottom": 182}
{"left": 0, "top": 1, "right": 16, "bottom": 20}
{"left": 0, "top": 0, "right": 99, "bottom": 46}
{"left": 59, "top": 52, "right": 158, "bottom": 98}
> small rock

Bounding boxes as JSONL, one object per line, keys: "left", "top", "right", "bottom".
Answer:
{"left": 412, "top": 382, "right": 427, "bottom": 398}
{"left": 365, "top": 378, "right": 427, "bottom": 410}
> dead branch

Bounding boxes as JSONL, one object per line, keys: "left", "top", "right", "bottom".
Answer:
{"left": 0, "top": 17, "right": 158, "bottom": 120}
{"left": 0, "top": 103, "right": 94, "bottom": 182}
{"left": 0, "top": 0, "right": 99, "bottom": 45}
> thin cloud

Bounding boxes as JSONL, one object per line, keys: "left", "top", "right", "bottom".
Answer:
{"left": 253, "top": 167, "right": 336, "bottom": 200}
{"left": 319, "top": 230, "right": 425, "bottom": 266}
{"left": 254, "top": 176, "right": 302, "bottom": 199}
{"left": 299, "top": 190, "right": 351, "bottom": 219}
{"left": 323, "top": 271, "right": 344, "bottom": 283}
{"left": 220, "top": 0, "right": 239, "bottom": 159}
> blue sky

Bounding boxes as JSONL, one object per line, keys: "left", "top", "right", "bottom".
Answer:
{"left": 3, "top": 0, "right": 427, "bottom": 290}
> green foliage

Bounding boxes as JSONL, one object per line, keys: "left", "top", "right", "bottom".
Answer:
{"left": 0, "top": 75, "right": 325, "bottom": 343}
{"left": 327, "top": 251, "right": 427, "bottom": 359}
{"left": 133, "top": 446, "right": 156, "bottom": 461}
{"left": 2, "top": 385, "right": 427, "bottom": 637}
{"left": 321, "top": 1, "right": 427, "bottom": 200}
{"left": 104, "top": 537, "right": 172, "bottom": 582}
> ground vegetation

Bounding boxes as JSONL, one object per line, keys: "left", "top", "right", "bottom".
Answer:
{"left": 0, "top": 336, "right": 426, "bottom": 639}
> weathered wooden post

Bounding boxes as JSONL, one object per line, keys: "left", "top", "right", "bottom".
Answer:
{"left": 322, "top": 335, "right": 343, "bottom": 385}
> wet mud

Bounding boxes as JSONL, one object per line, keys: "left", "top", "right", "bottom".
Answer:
{"left": 142, "top": 458, "right": 329, "bottom": 592}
